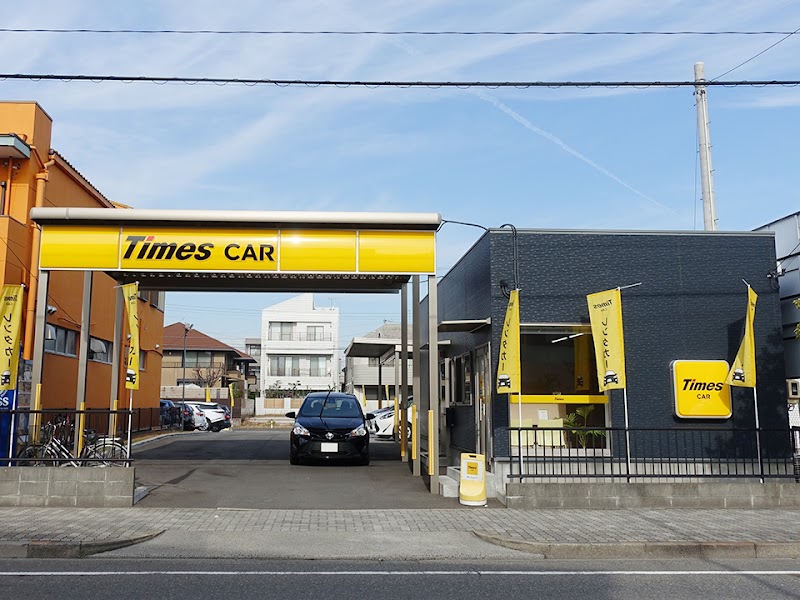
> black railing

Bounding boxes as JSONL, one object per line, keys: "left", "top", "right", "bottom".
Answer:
{"left": 6, "top": 408, "right": 135, "bottom": 466}
{"left": 508, "top": 426, "right": 800, "bottom": 482}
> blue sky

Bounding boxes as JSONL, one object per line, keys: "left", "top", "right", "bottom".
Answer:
{"left": 3, "top": 1, "right": 799, "bottom": 352}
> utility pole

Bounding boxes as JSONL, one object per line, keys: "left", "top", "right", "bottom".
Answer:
{"left": 694, "top": 62, "right": 717, "bottom": 231}
{"left": 182, "top": 323, "right": 193, "bottom": 415}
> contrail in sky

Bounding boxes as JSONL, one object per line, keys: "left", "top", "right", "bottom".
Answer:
{"left": 473, "top": 90, "right": 673, "bottom": 212}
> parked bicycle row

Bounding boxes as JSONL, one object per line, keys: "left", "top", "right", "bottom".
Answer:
{"left": 12, "top": 412, "right": 129, "bottom": 467}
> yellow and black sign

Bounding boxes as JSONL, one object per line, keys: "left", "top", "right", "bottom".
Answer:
{"left": 496, "top": 289, "right": 521, "bottom": 394}
{"left": 0, "top": 285, "right": 24, "bottom": 391}
{"left": 122, "top": 282, "right": 139, "bottom": 390}
{"left": 671, "top": 360, "right": 731, "bottom": 419}
{"left": 39, "top": 226, "right": 436, "bottom": 275}
{"left": 587, "top": 288, "right": 626, "bottom": 391}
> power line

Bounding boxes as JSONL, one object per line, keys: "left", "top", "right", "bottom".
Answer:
{"left": 0, "top": 28, "right": 796, "bottom": 36}
{"left": 713, "top": 24, "right": 800, "bottom": 80}
{"left": 2, "top": 73, "right": 799, "bottom": 88}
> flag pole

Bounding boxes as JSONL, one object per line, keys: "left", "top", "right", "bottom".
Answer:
{"left": 754, "top": 387, "right": 763, "bottom": 483}
{"left": 622, "top": 387, "right": 632, "bottom": 482}
{"left": 126, "top": 388, "right": 133, "bottom": 467}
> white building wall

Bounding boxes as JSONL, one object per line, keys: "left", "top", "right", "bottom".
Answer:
{"left": 259, "top": 294, "right": 340, "bottom": 405}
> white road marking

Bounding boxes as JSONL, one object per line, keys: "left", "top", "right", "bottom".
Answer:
{"left": 1, "top": 570, "right": 800, "bottom": 577}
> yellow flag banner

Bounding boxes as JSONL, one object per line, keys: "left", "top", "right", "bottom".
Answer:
{"left": 726, "top": 286, "right": 758, "bottom": 388}
{"left": 122, "top": 283, "right": 140, "bottom": 390}
{"left": 496, "top": 289, "right": 521, "bottom": 394}
{"left": 587, "top": 288, "right": 626, "bottom": 391}
{"left": 0, "top": 285, "right": 24, "bottom": 391}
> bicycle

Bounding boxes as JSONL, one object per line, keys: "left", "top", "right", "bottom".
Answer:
{"left": 16, "top": 418, "right": 129, "bottom": 467}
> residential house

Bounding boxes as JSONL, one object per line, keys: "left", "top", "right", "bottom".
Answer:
{"left": 258, "top": 294, "right": 339, "bottom": 414}
{"left": 160, "top": 323, "right": 255, "bottom": 410}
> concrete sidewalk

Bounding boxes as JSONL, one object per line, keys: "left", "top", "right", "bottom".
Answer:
{"left": 2, "top": 506, "right": 800, "bottom": 560}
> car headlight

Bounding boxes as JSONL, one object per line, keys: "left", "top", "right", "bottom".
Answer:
{"left": 350, "top": 425, "right": 368, "bottom": 437}
{"left": 292, "top": 424, "right": 310, "bottom": 436}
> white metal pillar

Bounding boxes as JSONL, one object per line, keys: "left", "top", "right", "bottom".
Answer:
{"left": 400, "top": 282, "right": 409, "bottom": 462}
{"left": 427, "top": 273, "right": 439, "bottom": 492}
{"left": 411, "top": 276, "right": 421, "bottom": 476}
{"left": 74, "top": 271, "right": 92, "bottom": 455}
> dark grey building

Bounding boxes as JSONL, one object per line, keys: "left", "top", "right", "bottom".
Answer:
{"left": 423, "top": 228, "right": 788, "bottom": 480}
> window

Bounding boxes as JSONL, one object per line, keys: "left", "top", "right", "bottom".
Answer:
{"left": 453, "top": 354, "right": 473, "bottom": 406}
{"left": 368, "top": 357, "right": 380, "bottom": 367}
{"left": 269, "top": 355, "right": 300, "bottom": 376}
{"left": 89, "top": 337, "right": 113, "bottom": 363}
{"left": 44, "top": 325, "right": 78, "bottom": 357}
{"left": 139, "top": 350, "right": 147, "bottom": 371}
{"left": 269, "top": 322, "right": 295, "bottom": 341}
{"left": 184, "top": 351, "right": 212, "bottom": 368}
{"left": 307, "top": 326, "right": 324, "bottom": 341}
{"left": 309, "top": 356, "right": 327, "bottom": 377}
{"left": 150, "top": 291, "right": 165, "bottom": 311}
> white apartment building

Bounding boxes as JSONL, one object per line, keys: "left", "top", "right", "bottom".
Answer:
{"left": 259, "top": 294, "right": 340, "bottom": 405}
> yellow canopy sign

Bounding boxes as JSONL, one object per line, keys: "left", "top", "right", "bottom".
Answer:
{"left": 39, "top": 226, "right": 436, "bottom": 275}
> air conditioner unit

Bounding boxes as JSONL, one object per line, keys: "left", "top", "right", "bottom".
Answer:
{"left": 787, "top": 379, "right": 800, "bottom": 400}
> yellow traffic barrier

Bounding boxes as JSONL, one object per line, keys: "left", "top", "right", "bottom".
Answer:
{"left": 459, "top": 453, "right": 487, "bottom": 506}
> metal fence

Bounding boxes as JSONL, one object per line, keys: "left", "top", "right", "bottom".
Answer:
{"left": 5, "top": 406, "right": 184, "bottom": 467}
{"left": 508, "top": 426, "right": 800, "bottom": 482}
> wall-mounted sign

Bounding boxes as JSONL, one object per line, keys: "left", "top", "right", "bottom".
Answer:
{"left": 39, "top": 226, "right": 436, "bottom": 275}
{"left": 671, "top": 360, "right": 732, "bottom": 419}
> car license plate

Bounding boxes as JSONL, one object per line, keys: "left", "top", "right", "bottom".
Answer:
{"left": 320, "top": 442, "right": 338, "bottom": 453}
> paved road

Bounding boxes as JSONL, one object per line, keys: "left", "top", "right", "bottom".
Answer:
{"left": 133, "top": 429, "right": 465, "bottom": 509}
{"left": 4, "top": 558, "right": 800, "bottom": 599}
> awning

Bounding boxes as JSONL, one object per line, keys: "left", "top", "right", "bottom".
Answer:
{"left": 344, "top": 337, "right": 412, "bottom": 359}
{"left": 438, "top": 318, "right": 491, "bottom": 333}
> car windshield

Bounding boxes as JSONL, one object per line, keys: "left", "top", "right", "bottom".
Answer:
{"left": 299, "top": 395, "right": 362, "bottom": 418}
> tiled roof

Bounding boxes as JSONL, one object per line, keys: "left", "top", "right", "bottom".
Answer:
{"left": 162, "top": 323, "right": 251, "bottom": 358}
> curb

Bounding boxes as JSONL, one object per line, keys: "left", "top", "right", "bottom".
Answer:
{"left": 472, "top": 531, "right": 800, "bottom": 560}
{"left": 0, "top": 530, "right": 164, "bottom": 559}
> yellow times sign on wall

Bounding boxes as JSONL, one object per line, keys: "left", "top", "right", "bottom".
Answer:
{"left": 40, "top": 226, "right": 436, "bottom": 274}
{"left": 671, "top": 360, "right": 732, "bottom": 419}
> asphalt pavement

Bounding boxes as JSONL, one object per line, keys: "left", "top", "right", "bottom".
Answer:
{"left": 4, "top": 558, "right": 800, "bottom": 600}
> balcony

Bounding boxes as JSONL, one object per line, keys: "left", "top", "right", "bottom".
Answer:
{"left": 266, "top": 333, "right": 334, "bottom": 342}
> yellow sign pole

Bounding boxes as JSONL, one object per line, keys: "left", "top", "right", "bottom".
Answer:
{"left": 32, "top": 383, "right": 42, "bottom": 445}
{"left": 411, "top": 405, "right": 417, "bottom": 461}
{"left": 427, "top": 410, "right": 434, "bottom": 476}
{"left": 77, "top": 401, "right": 86, "bottom": 456}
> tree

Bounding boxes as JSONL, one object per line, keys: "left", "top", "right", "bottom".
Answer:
{"left": 563, "top": 405, "right": 605, "bottom": 449}
{"left": 193, "top": 363, "right": 225, "bottom": 388}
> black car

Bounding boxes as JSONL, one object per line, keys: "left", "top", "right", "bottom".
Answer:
{"left": 286, "top": 392, "right": 374, "bottom": 466}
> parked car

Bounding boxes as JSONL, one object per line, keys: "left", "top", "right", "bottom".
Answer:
{"left": 181, "top": 402, "right": 206, "bottom": 431}
{"left": 366, "top": 397, "right": 413, "bottom": 440}
{"left": 160, "top": 399, "right": 181, "bottom": 428}
{"left": 286, "top": 392, "right": 374, "bottom": 466}
{"left": 367, "top": 408, "right": 412, "bottom": 441}
{"left": 187, "top": 401, "right": 231, "bottom": 432}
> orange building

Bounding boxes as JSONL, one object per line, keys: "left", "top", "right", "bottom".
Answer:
{"left": 0, "top": 101, "right": 164, "bottom": 411}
